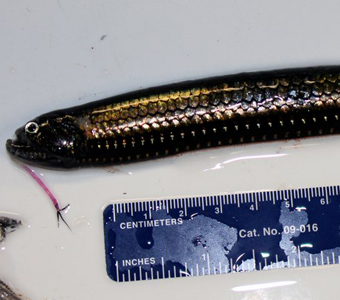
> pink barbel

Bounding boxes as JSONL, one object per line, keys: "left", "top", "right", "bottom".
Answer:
{"left": 22, "top": 165, "right": 71, "bottom": 230}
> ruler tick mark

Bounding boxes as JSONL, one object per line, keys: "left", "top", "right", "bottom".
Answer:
{"left": 207, "top": 253, "right": 211, "bottom": 275}
{"left": 112, "top": 205, "right": 116, "bottom": 222}
{"left": 184, "top": 198, "right": 187, "bottom": 216}
{"left": 116, "top": 262, "right": 120, "bottom": 282}
{"left": 289, "top": 189, "right": 294, "bottom": 208}
{"left": 219, "top": 196, "right": 223, "bottom": 213}
{"left": 252, "top": 249, "right": 256, "bottom": 269}
{"left": 254, "top": 193, "right": 259, "bottom": 211}
{"left": 161, "top": 257, "right": 165, "bottom": 277}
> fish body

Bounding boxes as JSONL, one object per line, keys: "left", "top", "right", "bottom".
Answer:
{"left": 6, "top": 66, "right": 340, "bottom": 168}
{"left": 0, "top": 217, "right": 21, "bottom": 243}
{"left": 0, "top": 280, "right": 22, "bottom": 300}
{"left": 0, "top": 217, "right": 23, "bottom": 300}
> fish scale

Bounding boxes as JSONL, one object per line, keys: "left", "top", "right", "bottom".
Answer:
{"left": 70, "top": 66, "right": 340, "bottom": 163}
{"left": 6, "top": 66, "right": 340, "bottom": 168}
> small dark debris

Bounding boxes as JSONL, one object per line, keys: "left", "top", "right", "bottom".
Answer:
{"left": 101, "top": 35, "right": 107, "bottom": 41}
{"left": 191, "top": 235, "right": 207, "bottom": 248}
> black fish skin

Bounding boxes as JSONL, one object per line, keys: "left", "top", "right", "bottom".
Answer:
{"left": 6, "top": 66, "right": 340, "bottom": 169}
{"left": 0, "top": 217, "right": 23, "bottom": 300}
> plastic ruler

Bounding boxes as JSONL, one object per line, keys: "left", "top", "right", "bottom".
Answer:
{"left": 103, "top": 185, "right": 340, "bottom": 282}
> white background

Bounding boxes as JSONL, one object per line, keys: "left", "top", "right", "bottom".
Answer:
{"left": 1, "top": 1, "right": 340, "bottom": 299}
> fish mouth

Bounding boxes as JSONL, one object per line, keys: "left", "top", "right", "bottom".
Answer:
{"left": 6, "top": 136, "right": 77, "bottom": 169}
{"left": 6, "top": 137, "right": 50, "bottom": 163}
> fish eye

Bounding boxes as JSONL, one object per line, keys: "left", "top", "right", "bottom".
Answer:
{"left": 25, "top": 122, "right": 39, "bottom": 134}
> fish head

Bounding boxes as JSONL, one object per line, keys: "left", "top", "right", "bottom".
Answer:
{"left": 6, "top": 112, "right": 84, "bottom": 168}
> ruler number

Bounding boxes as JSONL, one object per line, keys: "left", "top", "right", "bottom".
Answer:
{"left": 249, "top": 205, "right": 254, "bottom": 211}
{"left": 215, "top": 207, "right": 220, "bottom": 214}
{"left": 179, "top": 210, "right": 184, "bottom": 217}
{"left": 320, "top": 198, "right": 326, "bottom": 205}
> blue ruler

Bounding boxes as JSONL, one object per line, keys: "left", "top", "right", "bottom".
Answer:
{"left": 103, "top": 185, "right": 340, "bottom": 282}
